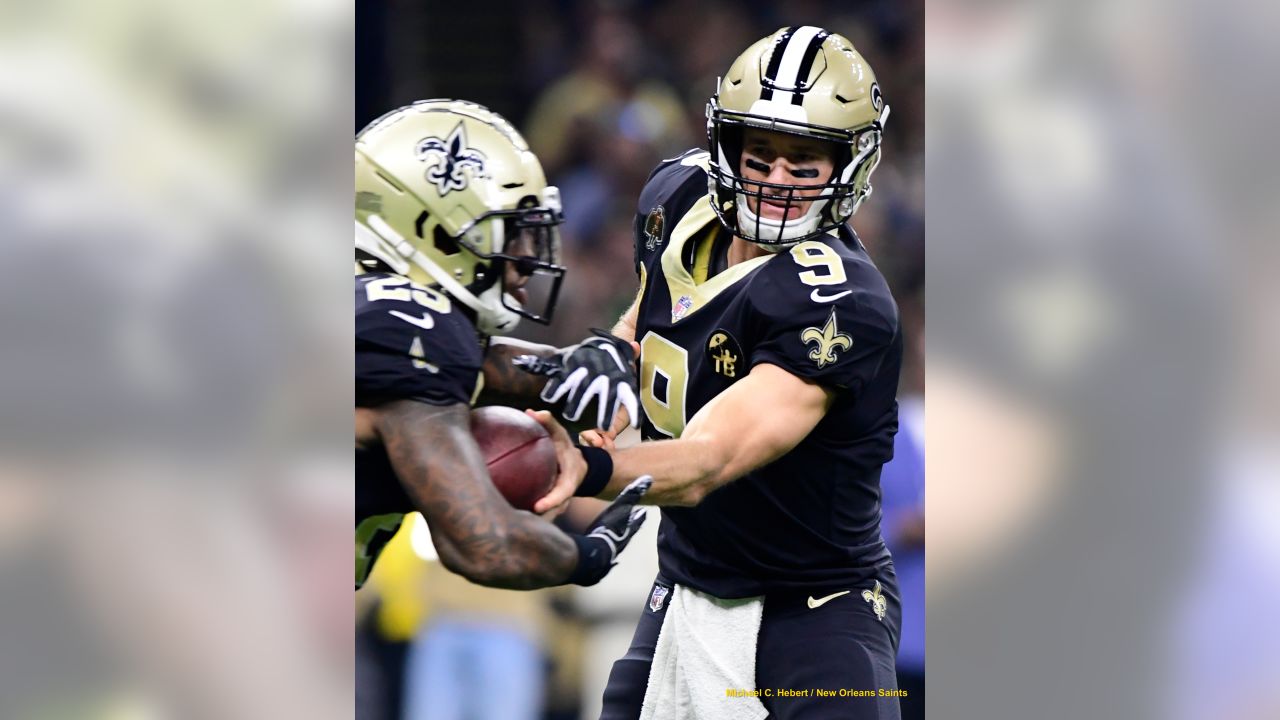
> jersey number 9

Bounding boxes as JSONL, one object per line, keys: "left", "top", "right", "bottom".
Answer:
{"left": 639, "top": 331, "right": 688, "bottom": 437}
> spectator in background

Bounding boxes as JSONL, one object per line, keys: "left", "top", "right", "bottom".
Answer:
{"left": 524, "top": 9, "right": 689, "bottom": 251}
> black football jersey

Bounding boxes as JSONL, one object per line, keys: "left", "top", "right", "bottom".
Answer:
{"left": 355, "top": 271, "right": 483, "bottom": 588}
{"left": 633, "top": 151, "right": 903, "bottom": 598}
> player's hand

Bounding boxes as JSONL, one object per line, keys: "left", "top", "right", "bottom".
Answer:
{"left": 527, "top": 409, "right": 586, "bottom": 517}
{"left": 534, "top": 330, "right": 640, "bottom": 431}
{"left": 579, "top": 402, "right": 631, "bottom": 450}
{"left": 571, "top": 476, "right": 652, "bottom": 585}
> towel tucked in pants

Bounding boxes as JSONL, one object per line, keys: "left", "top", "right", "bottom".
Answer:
{"left": 600, "top": 574, "right": 903, "bottom": 720}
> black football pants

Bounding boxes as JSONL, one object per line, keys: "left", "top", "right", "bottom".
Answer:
{"left": 599, "top": 574, "right": 903, "bottom": 720}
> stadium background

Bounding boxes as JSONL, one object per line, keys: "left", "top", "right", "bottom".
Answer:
{"left": 355, "top": 1, "right": 924, "bottom": 718}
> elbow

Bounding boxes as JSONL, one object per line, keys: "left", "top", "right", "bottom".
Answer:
{"left": 435, "top": 531, "right": 518, "bottom": 586}
{"left": 459, "top": 562, "right": 516, "bottom": 588}
{"left": 435, "top": 543, "right": 484, "bottom": 581}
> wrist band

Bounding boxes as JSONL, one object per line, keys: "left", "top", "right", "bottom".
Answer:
{"left": 576, "top": 446, "right": 613, "bottom": 497}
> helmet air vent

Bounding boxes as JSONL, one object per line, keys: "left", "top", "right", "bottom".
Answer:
{"left": 432, "top": 224, "right": 462, "bottom": 256}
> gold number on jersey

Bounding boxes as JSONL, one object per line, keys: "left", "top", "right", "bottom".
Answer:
{"left": 640, "top": 331, "right": 689, "bottom": 438}
{"left": 355, "top": 512, "right": 404, "bottom": 588}
{"left": 365, "top": 276, "right": 452, "bottom": 313}
{"left": 790, "top": 243, "right": 847, "bottom": 286}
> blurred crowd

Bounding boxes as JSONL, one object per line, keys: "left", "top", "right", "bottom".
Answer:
{"left": 357, "top": 0, "right": 923, "bottom": 354}
{"left": 356, "top": 1, "right": 924, "bottom": 718}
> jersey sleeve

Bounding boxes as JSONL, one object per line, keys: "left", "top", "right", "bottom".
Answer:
{"left": 747, "top": 245, "right": 899, "bottom": 398}
{"left": 355, "top": 276, "right": 483, "bottom": 408}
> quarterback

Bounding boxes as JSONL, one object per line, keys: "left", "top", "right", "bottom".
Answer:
{"left": 533, "top": 27, "right": 904, "bottom": 719}
{"left": 354, "top": 100, "right": 649, "bottom": 592}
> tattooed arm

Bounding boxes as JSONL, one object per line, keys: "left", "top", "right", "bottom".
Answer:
{"left": 374, "top": 398, "right": 580, "bottom": 589}
{"left": 476, "top": 337, "right": 557, "bottom": 408}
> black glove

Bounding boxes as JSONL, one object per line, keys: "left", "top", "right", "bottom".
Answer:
{"left": 566, "top": 475, "right": 652, "bottom": 586}
{"left": 517, "top": 329, "right": 639, "bottom": 430}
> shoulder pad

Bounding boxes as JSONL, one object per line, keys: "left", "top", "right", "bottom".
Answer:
{"left": 758, "top": 240, "right": 898, "bottom": 328}
{"left": 638, "top": 149, "right": 710, "bottom": 215}
{"left": 634, "top": 150, "right": 714, "bottom": 276}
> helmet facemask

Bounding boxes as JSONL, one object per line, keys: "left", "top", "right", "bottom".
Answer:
{"left": 707, "top": 97, "right": 887, "bottom": 248}
{"left": 456, "top": 195, "right": 566, "bottom": 329}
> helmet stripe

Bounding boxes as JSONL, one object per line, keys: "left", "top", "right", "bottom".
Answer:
{"left": 759, "top": 26, "right": 796, "bottom": 101}
{"left": 790, "top": 30, "right": 831, "bottom": 105}
{"left": 763, "top": 26, "right": 825, "bottom": 105}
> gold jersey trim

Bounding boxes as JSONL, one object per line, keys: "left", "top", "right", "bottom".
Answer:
{"left": 659, "top": 197, "right": 771, "bottom": 321}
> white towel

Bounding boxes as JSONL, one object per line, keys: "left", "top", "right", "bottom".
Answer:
{"left": 639, "top": 584, "right": 769, "bottom": 720}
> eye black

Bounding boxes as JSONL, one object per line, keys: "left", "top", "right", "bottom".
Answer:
{"left": 790, "top": 167, "right": 820, "bottom": 179}
{"left": 744, "top": 158, "right": 771, "bottom": 173}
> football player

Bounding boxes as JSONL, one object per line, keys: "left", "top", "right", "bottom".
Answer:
{"left": 531, "top": 28, "right": 905, "bottom": 719}
{"left": 355, "top": 99, "right": 649, "bottom": 591}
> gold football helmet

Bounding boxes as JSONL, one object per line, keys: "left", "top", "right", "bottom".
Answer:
{"left": 355, "top": 99, "right": 564, "bottom": 334}
{"left": 707, "top": 26, "right": 889, "bottom": 245}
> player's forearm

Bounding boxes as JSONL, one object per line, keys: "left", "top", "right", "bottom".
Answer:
{"left": 440, "top": 513, "right": 580, "bottom": 590}
{"left": 380, "top": 400, "right": 578, "bottom": 588}
{"left": 598, "top": 435, "right": 730, "bottom": 506}
{"left": 611, "top": 292, "right": 641, "bottom": 342}
{"left": 477, "top": 337, "right": 556, "bottom": 407}
{"left": 611, "top": 314, "right": 636, "bottom": 343}
{"left": 415, "top": 470, "right": 580, "bottom": 589}
{"left": 407, "top": 458, "right": 580, "bottom": 589}
{"left": 593, "top": 366, "right": 831, "bottom": 506}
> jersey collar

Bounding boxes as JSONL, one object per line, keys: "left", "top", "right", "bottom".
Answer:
{"left": 660, "top": 197, "right": 772, "bottom": 322}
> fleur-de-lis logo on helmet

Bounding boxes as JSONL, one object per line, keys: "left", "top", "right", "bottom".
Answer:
{"left": 800, "top": 308, "right": 853, "bottom": 368}
{"left": 415, "top": 121, "right": 489, "bottom": 196}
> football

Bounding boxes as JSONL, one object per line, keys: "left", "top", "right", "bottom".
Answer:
{"left": 470, "top": 406, "right": 558, "bottom": 511}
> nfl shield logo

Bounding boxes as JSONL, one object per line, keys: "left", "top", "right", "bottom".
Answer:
{"left": 649, "top": 585, "right": 669, "bottom": 612}
{"left": 672, "top": 295, "right": 694, "bottom": 322}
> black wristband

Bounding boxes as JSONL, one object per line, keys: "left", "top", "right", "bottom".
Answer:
{"left": 566, "top": 533, "right": 610, "bottom": 586}
{"left": 576, "top": 446, "right": 613, "bottom": 497}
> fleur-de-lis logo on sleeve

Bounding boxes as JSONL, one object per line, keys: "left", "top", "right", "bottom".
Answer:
{"left": 800, "top": 309, "right": 852, "bottom": 368}
{"left": 415, "top": 122, "right": 489, "bottom": 196}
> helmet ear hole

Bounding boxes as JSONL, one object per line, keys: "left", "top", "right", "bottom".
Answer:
{"left": 432, "top": 224, "right": 461, "bottom": 256}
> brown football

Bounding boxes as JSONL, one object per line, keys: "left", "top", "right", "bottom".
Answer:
{"left": 469, "top": 406, "right": 558, "bottom": 511}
